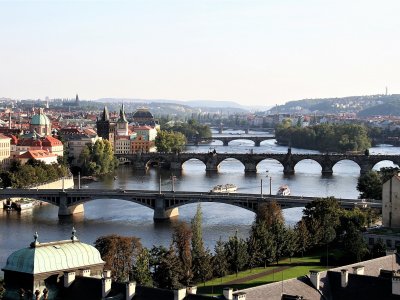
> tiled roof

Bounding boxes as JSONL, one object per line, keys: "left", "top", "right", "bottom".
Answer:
{"left": 18, "top": 150, "right": 57, "bottom": 159}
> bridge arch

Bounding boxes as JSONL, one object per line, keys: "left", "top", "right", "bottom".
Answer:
{"left": 217, "top": 157, "right": 245, "bottom": 172}
{"left": 372, "top": 160, "right": 400, "bottom": 171}
{"left": 332, "top": 159, "right": 361, "bottom": 174}
{"left": 165, "top": 199, "right": 258, "bottom": 213}
{"left": 256, "top": 158, "right": 284, "bottom": 173}
{"left": 68, "top": 195, "right": 156, "bottom": 210}
{"left": 144, "top": 156, "right": 171, "bottom": 169}
{"left": 226, "top": 138, "right": 256, "bottom": 147}
{"left": 181, "top": 158, "right": 207, "bottom": 168}
{"left": 293, "top": 159, "right": 322, "bottom": 173}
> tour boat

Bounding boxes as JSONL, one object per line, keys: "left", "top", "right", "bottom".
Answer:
{"left": 210, "top": 184, "right": 238, "bottom": 193}
{"left": 13, "top": 200, "right": 35, "bottom": 211}
{"left": 277, "top": 185, "right": 290, "bottom": 196}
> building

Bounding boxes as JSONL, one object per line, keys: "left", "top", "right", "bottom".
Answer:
{"left": 234, "top": 254, "right": 400, "bottom": 300}
{"left": 30, "top": 108, "right": 52, "bottom": 136}
{"left": 63, "top": 134, "right": 102, "bottom": 166}
{"left": 131, "top": 107, "right": 159, "bottom": 128}
{"left": 383, "top": 175, "right": 400, "bottom": 228}
{"left": 2, "top": 233, "right": 220, "bottom": 300}
{"left": 2, "top": 230, "right": 105, "bottom": 300}
{"left": 0, "top": 134, "right": 11, "bottom": 169}
{"left": 17, "top": 149, "right": 58, "bottom": 165}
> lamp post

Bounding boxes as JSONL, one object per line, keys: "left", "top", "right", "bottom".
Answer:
{"left": 170, "top": 175, "right": 176, "bottom": 192}
{"left": 260, "top": 179, "right": 263, "bottom": 199}
{"left": 266, "top": 170, "right": 272, "bottom": 196}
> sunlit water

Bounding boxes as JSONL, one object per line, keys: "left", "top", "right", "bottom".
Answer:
{"left": 1, "top": 132, "right": 398, "bottom": 275}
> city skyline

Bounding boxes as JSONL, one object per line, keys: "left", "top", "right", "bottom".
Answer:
{"left": 1, "top": 0, "right": 399, "bottom": 106}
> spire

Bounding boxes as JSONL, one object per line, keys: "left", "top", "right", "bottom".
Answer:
{"left": 75, "top": 94, "right": 79, "bottom": 102}
{"left": 102, "top": 106, "right": 110, "bottom": 121}
{"left": 118, "top": 104, "right": 127, "bottom": 123}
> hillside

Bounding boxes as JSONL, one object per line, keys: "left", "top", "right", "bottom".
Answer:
{"left": 269, "top": 94, "right": 400, "bottom": 115}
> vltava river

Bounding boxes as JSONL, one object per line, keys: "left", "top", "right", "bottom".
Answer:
{"left": 0, "top": 134, "right": 398, "bottom": 275}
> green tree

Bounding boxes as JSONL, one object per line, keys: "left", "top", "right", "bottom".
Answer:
{"left": 371, "top": 239, "right": 386, "bottom": 258}
{"left": 152, "top": 245, "right": 183, "bottom": 289}
{"left": 79, "top": 139, "right": 118, "bottom": 176}
{"left": 132, "top": 248, "right": 152, "bottom": 286}
{"left": 342, "top": 223, "right": 369, "bottom": 262}
{"left": 357, "top": 170, "right": 383, "bottom": 200}
{"left": 285, "top": 227, "right": 298, "bottom": 262}
{"left": 212, "top": 238, "right": 229, "bottom": 280}
{"left": 294, "top": 219, "right": 310, "bottom": 256}
{"left": 155, "top": 130, "right": 187, "bottom": 153}
{"left": 191, "top": 204, "right": 212, "bottom": 284}
{"left": 172, "top": 222, "right": 193, "bottom": 285}
{"left": 224, "top": 231, "right": 249, "bottom": 275}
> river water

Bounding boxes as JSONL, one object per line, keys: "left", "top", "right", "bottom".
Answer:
{"left": 0, "top": 132, "right": 399, "bottom": 275}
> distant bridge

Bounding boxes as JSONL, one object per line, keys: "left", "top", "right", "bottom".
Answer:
{"left": 0, "top": 189, "right": 380, "bottom": 219}
{"left": 193, "top": 135, "right": 275, "bottom": 146}
{"left": 116, "top": 152, "right": 400, "bottom": 174}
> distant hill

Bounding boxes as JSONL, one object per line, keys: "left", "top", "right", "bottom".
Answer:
{"left": 269, "top": 94, "right": 400, "bottom": 116}
{"left": 358, "top": 101, "right": 400, "bottom": 117}
{"left": 96, "top": 98, "right": 249, "bottom": 111}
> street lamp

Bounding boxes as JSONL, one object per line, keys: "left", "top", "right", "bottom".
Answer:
{"left": 170, "top": 175, "right": 177, "bottom": 192}
{"left": 266, "top": 170, "right": 272, "bottom": 196}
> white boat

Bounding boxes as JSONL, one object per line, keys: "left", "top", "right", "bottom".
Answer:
{"left": 12, "top": 200, "right": 35, "bottom": 211}
{"left": 277, "top": 185, "right": 290, "bottom": 196}
{"left": 210, "top": 184, "right": 237, "bottom": 193}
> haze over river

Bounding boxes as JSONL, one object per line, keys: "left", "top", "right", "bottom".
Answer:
{"left": 1, "top": 132, "right": 399, "bottom": 275}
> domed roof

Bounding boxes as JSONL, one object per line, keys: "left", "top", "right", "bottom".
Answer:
{"left": 132, "top": 108, "right": 154, "bottom": 119}
{"left": 3, "top": 240, "right": 104, "bottom": 275}
{"left": 31, "top": 108, "right": 51, "bottom": 126}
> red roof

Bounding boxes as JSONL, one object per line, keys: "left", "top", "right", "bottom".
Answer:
{"left": 42, "top": 136, "right": 63, "bottom": 147}
{"left": 18, "top": 150, "right": 57, "bottom": 159}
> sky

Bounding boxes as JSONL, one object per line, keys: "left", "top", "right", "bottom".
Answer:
{"left": 0, "top": 0, "right": 400, "bottom": 107}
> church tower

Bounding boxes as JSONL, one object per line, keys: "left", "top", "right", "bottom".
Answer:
{"left": 116, "top": 104, "right": 129, "bottom": 136}
{"left": 96, "top": 106, "right": 110, "bottom": 140}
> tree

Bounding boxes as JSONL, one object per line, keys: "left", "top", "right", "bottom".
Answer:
{"left": 342, "top": 223, "right": 369, "bottom": 262}
{"left": 191, "top": 204, "right": 212, "bottom": 284}
{"left": 155, "top": 130, "right": 187, "bottom": 153}
{"left": 152, "top": 245, "right": 183, "bottom": 289}
{"left": 172, "top": 222, "right": 193, "bottom": 285}
{"left": 285, "top": 227, "right": 298, "bottom": 262}
{"left": 132, "top": 248, "right": 152, "bottom": 286}
{"left": 294, "top": 219, "right": 310, "bottom": 256}
{"left": 212, "top": 238, "right": 229, "bottom": 280}
{"left": 224, "top": 231, "right": 249, "bottom": 275}
{"left": 79, "top": 139, "right": 118, "bottom": 176}
{"left": 94, "top": 235, "right": 142, "bottom": 282}
{"left": 357, "top": 170, "right": 382, "bottom": 200}
{"left": 371, "top": 239, "right": 386, "bottom": 258}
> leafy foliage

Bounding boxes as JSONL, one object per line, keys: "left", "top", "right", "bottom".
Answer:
{"left": 357, "top": 167, "right": 400, "bottom": 200}
{"left": 79, "top": 139, "right": 118, "bottom": 176}
{"left": 0, "top": 159, "right": 69, "bottom": 188}
{"left": 163, "top": 119, "right": 212, "bottom": 141}
{"left": 275, "top": 123, "right": 371, "bottom": 152}
{"left": 155, "top": 130, "right": 187, "bottom": 153}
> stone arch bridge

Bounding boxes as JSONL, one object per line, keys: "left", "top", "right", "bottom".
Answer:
{"left": 0, "top": 189, "right": 380, "bottom": 219}
{"left": 194, "top": 135, "right": 275, "bottom": 146}
{"left": 116, "top": 152, "right": 400, "bottom": 174}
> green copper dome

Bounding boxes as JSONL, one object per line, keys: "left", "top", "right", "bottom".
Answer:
{"left": 31, "top": 109, "right": 51, "bottom": 126}
{"left": 2, "top": 240, "right": 105, "bottom": 274}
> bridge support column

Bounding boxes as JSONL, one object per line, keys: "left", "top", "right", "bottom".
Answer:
{"left": 206, "top": 161, "right": 218, "bottom": 172}
{"left": 283, "top": 163, "right": 295, "bottom": 175}
{"left": 244, "top": 162, "right": 257, "bottom": 173}
{"left": 153, "top": 196, "right": 179, "bottom": 220}
{"left": 170, "top": 162, "right": 182, "bottom": 171}
{"left": 223, "top": 140, "right": 229, "bottom": 146}
{"left": 58, "top": 193, "right": 84, "bottom": 216}
{"left": 254, "top": 140, "right": 261, "bottom": 147}
{"left": 321, "top": 165, "right": 333, "bottom": 175}
{"left": 360, "top": 164, "right": 372, "bottom": 175}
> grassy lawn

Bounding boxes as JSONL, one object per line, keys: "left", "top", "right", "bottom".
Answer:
{"left": 197, "top": 254, "right": 326, "bottom": 296}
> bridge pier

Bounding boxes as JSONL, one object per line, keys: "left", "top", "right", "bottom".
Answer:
{"left": 170, "top": 161, "right": 183, "bottom": 171}
{"left": 360, "top": 164, "right": 372, "bottom": 175}
{"left": 254, "top": 140, "right": 261, "bottom": 147}
{"left": 153, "top": 195, "right": 179, "bottom": 220}
{"left": 223, "top": 140, "right": 229, "bottom": 146}
{"left": 321, "top": 165, "right": 333, "bottom": 175}
{"left": 244, "top": 162, "right": 257, "bottom": 173}
{"left": 133, "top": 161, "right": 148, "bottom": 171}
{"left": 58, "top": 193, "right": 84, "bottom": 216}
{"left": 283, "top": 164, "right": 295, "bottom": 175}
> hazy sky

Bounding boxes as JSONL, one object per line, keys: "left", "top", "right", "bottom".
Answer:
{"left": 1, "top": 0, "right": 399, "bottom": 106}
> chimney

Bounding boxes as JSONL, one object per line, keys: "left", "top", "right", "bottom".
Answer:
{"left": 63, "top": 271, "right": 76, "bottom": 288}
{"left": 102, "top": 278, "right": 112, "bottom": 298}
{"left": 352, "top": 265, "right": 365, "bottom": 275}
{"left": 103, "top": 270, "right": 111, "bottom": 278}
{"left": 186, "top": 286, "right": 197, "bottom": 295}
{"left": 341, "top": 269, "right": 349, "bottom": 288}
{"left": 393, "top": 276, "right": 400, "bottom": 295}
{"left": 223, "top": 287, "right": 233, "bottom": 300}
{"left": 309, "top": 270, "right": 320, "bottom": 290}
{"left": 173, "top": 288, "right": 186, "bottom": 300}
{"left": 233, "top": 292, "right": 247, "bottom": 300}
{"left": 126, "top": 281, "right": 136, "bottom": 300}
